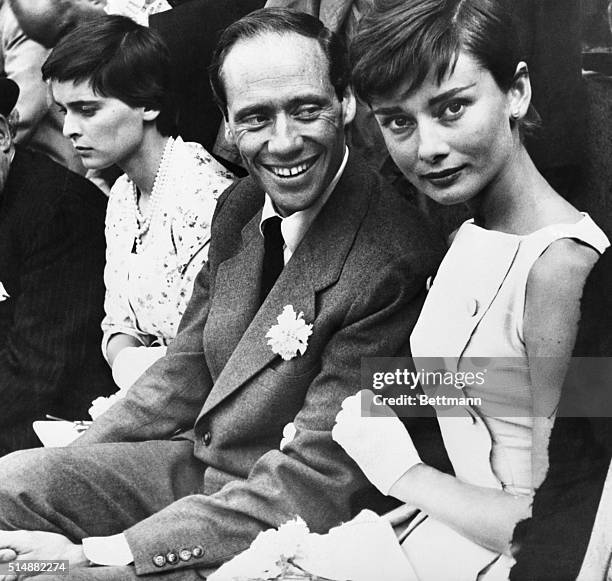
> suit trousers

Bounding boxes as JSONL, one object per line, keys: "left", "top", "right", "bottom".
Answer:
{"left": 0, "top": 441, "right": 207, "bottom": 580}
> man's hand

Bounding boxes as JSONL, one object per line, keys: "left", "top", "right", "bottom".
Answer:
{"left": 332, "top": 390, "right": 422, "bottom": 495}
{"left": 0, "top": 531, "right": 89, "bottom": 580}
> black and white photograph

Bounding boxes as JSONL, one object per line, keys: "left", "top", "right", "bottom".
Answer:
{"left": 0, "top": 0, "right": 610, "bottom": 579}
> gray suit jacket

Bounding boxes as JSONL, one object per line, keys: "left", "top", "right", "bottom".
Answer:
{"left": 76, "top": 152, "right": 445, "bottom": 575}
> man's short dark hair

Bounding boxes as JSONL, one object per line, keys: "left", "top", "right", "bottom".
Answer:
{"left": 209, "top": 8, "right": 350, "bottom": 119}
{"left": 42, "top": 14, "right": 177, "bottom": 136}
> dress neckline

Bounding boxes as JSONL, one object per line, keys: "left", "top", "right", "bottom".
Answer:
{"left": 461, "top": 212, "right": 591, "bottom": 239}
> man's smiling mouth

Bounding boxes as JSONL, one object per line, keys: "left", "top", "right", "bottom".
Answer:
{"left": 264, "top": 156, "right": 318, "bottom": 178}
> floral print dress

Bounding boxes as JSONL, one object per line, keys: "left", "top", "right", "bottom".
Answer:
{"left": 101, "top": 136, "right": 235, "bottom": 358}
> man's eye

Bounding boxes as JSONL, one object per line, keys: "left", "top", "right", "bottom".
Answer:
{"left": 294, "top": 106, "right": 321, "bottom": 120}
{"left": 242, "top": 115, "right": 268, "bottom": 128}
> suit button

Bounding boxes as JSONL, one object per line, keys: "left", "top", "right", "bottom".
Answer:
{"left": 166, "top": 551, "right": 178, "bottom": 565}
{"left": 152, "top": 554, "right": 166, "bottom": 568}
{"left": 192, "top": 545, "right": 204, "bottom": 558}
{"left": 202, "top": 431, "right": 212, "bottom": 446}
{"left": 179, "top": 548, "right": 192, "bottom": 561}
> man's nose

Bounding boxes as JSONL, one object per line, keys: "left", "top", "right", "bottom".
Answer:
{"left": 417, "top": 120, "right": 450, "bottom": 164}
{"left": 267, "top": 114, "right": 303, "bottom": 156}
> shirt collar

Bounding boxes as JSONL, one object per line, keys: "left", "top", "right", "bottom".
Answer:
{"left": 260, "top": 147, "right": 349, "bottom": 255}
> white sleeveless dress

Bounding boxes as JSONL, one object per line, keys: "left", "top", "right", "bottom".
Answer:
{"left": 403, "top": 214, "right": 609, "bottom": 581}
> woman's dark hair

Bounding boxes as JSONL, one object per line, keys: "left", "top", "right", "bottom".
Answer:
{"left": 351, "top": 0, "right": 539, "bottom": 133}
{"left": 42, "top": 14, "right": 177, "bottom": 136}
{"left": 209, "top": 7, "right": 350, "bottom": 119}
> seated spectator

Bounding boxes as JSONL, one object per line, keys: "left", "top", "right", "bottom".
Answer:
{"left": 42, "top": 15, "right": 234, "bottom": 398}
{"left": 332, "top": 0, "right": 609, "bottom": 579}
{"left": 511, "top": 247, "right": 612, "bottom": 580}
{"left": 0, "top": 0, "right": 84, "bottom": 172}
{"left": 0, "top": 77, "right": 114, "bottom": 455}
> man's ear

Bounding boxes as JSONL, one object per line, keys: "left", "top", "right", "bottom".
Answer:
{"left": 0, "top": 115, "right": 14, "bottom": 153}
{"left": 224, "top": 119, "right": 235, "bottom": 144}
{"left": 341, "top": 84, "right": 357, "bottom": 126}
{"left": 508, "top": 62, "right": 531, "bottom": 122}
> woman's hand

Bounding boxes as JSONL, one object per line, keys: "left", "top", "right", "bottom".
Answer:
{"left": 111, "top": 345, "right": 167, "bottom": 390}
{"left": 332, "top": 390, "right": 422, "bottom": 495}
{"left": 105, "top": 333, "right": 142, "bottom": 367}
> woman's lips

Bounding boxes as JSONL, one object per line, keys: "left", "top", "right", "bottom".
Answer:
{"left": 421, "top": 165, "right": 466, "bottom": 186}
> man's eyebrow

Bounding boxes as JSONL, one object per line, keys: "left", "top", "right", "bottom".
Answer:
{"left": 233, "top": 104, "right": 270, "bottom": 120}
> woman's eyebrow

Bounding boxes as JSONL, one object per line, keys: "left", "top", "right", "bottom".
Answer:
{"left": 428, "top": 83, "right": 476, "bottom": 108}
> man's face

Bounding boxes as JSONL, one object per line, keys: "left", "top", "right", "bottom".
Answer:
{"left": 222, "top": 32, "right": 355, "bottom": 217}
{"left": 11, "top": 0, "right": 106, "bottom": 48}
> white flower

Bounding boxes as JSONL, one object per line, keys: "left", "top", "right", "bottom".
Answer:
{"left": 266, "top": 305, "right": 313, "bottom": 361}
{"left": 208, "top": 516, "right": 310, "bottom": 581}
{"left": 88, "top": 392, "right": 126, "bottom": 420}
{"left": 279, "top": 422, "right": 297, "bottom": 451}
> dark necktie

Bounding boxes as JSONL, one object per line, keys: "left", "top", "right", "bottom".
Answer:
{"left": 260, "top": 216, "right": 284, "bottom": 303}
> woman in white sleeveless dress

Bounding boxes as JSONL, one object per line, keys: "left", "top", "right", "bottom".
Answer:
{"left": 332, "top": 1, "right": 609, "bottom": 579}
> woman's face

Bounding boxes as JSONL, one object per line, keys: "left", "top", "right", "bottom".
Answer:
{"left": 371, "top": 51, "right": 519, "bottom": 206}
{"left": 51, "top": 79, "right": 149, "bottom": 171}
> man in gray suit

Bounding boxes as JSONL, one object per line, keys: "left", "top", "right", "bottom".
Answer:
{"left": 0, "top": 9, "right": 444, "bottom": 580}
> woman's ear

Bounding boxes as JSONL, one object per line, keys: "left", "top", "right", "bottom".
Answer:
{"left": 508, "top": 61, "right": 531, "bottom": 122}
{"left": 0, "top": 115, "right": 14, "bottom": 153}
{"left": 142, "top": 107, "right": 161, "bottom": 122}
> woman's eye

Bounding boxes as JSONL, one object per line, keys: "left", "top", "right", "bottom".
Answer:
{"left": 441, "top": 100, "right": 466, "bottom": 119}
{"left": 380, "top": 116, "right": 415, "bottom": 134}
{"left": 79, "top": 107, "right": 98, "bottom": 117}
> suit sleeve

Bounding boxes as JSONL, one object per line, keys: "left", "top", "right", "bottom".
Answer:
{"left": 73, "top": 261, "right": 215, "bottom": 444}
{"left": 0, "top": 184, "right": 106, "bottom": 428}
{"left": 123, "top": 250, "right": 437, "bottom": 574}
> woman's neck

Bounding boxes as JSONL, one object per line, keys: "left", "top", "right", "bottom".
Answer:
{"left": 121, "top": 129, "right": 170, "bottom": 198}
{"left": 469, "top": 145, "right": 578, "bottom": 235}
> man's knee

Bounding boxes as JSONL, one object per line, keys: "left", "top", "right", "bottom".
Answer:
{"left": 0, "top": 447, "right": 71, "bottom": 528}
{"left": 0, "top": 447, "right": 50, "bottom": 492}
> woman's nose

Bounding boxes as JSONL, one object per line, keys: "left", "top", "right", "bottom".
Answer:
{"left": 417, "top": 120, "right": 450, "bottom": 164}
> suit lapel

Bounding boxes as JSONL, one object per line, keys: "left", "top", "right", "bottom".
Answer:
{"left": 203, "top": 211, "right": 264, "bottom": 379}
{"left": 199, "top": 153, "right": 373, "bottom": 417}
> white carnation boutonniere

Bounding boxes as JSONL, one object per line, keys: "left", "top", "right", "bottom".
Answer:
{"left": 266, "top": 305, "right": 313, "bottom": 361}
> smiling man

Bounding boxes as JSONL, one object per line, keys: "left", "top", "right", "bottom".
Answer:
{"left": 0, "top": 9, "right": 445, "bottom": 580}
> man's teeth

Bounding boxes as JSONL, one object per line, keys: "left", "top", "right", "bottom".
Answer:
{"left": 270, "top": 162, "right": 311, "bottom": 177}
